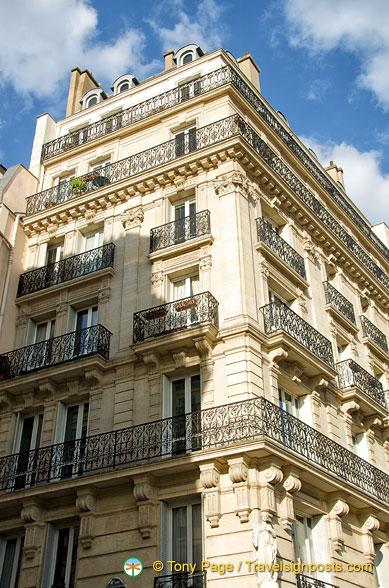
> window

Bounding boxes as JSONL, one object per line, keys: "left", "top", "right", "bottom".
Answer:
{"left": 337, "top": 343, "right": 350, "bottom": 362}
{"left": 46, "top": 243, "right": 64, "bottom": 265}
{"left": 55, "top": 173, "right": 75, "bottom": 204}
{"left": 374, "top": 543, "right": 389, "bottom": 587}
{"left": 74, "top": 306, "right": 98, "bottom": 356}
{"left": 293, "top": 515, "right": 315, "bottom": 565}
{"left": 43, "top": 524, "right": 79, "bottom": 588}
{"left": 83, "top": 229, "right": 104, "bottom": 252}
{"left": 174, "top": 126, "right": 197, "bottom": 158}
{"left": 87, "top": 96, "right": 97, "bottom": 107}
{"left": 168, "top": 375, "right": 201, "bottom": 454}
{"left": 179, "top": 78, "right": 201, "bottom": 102}
{"left": 24, "top": 319, "right": 56, "bottom": 372}
{"left": 0, "top": 536, "right": 24, "bottom": 588}
{"left": 118, "top": 82, "right": 129, "bottom": 93}
{"left": 55, "top": 402, "right": 89, "bottom": 479}
{"left": 182, "top": 52, "right": 193, "bottom": 64}
{"left": 292, "top": 515, "right": 332, "bottom": 583}
{"left": 172, "top": 198, "right": 197, "bottom": 243}
{"left": 161, "top": 502, "right": 202, "bottom": 570}
{"left": 171, "top": 273, "right": 199, "bottom": 301}
{"left": 12, "top": 413, "right": 43, "bottom": 489}
{"left": 88, "top": 160, "right": 110, "bottom": 188}
{"left": 352, "top": 432, "right": 370, "bottom": 462}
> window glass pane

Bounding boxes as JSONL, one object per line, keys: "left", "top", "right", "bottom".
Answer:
{"left": 191, "top": 376, "right": 201, "bottom": 412}
{"left": 190, "top": 275, "right": 199, "bottom": 295}
{"left": 68, "top": 526, "right": 79, "bottom": 588}
{"left": 81, "top": 404, "right": 89, "bottom": 438}
{"left": 172, "top": 507, "right": 187, "bottom": 564}
{"left": 173, "top": 280, "right": 186, "bottom": 300}
{"left": 119, "top": 83, "right": 129, "bottom": 93}
{"left": 192, "top": 504, "right": 202, "bottom": 568}
{"left": 76, "top": 310, "right": 88, "bottom": 331}
{"left": 53, "top": 528, "right": 70, "bottom": 585}
{"left": 91, "top": 306, "right": 98, "bottom": 326}
{"left": 35, "top": 323, "right": 48, "bottom": 343}
{"left": 0, "top": 538, "right": 17, "bottom": 588}
{"left": 172, "top": 380, "right": 185, "bottom": 417}
{"left": 183, "top": 53, "right": 193, "bottom": 64}
{"left": 64, "top": 407, "right": 79, "bottom": 443}
{"left": 175, "top": 204, "right": 185, "bottom": 221}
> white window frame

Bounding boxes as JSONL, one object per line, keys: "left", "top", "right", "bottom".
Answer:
{"left": 0, "top": 535, "right": 24, "bottom": 588}
{"left": 166, "top": 500, "right": 202, "bottom": 566}
{"left": 169, "top": 273, "right": 199, "bottom": 302}
{"left": 173, "top": 125, "right": 197, "bottom": 157}
{"left": 44, "top": 523, "right": 79, "bottom": 588}
{"left": 53, "top": 401, "right": 90, "bottom": 479}
{"left": 82, "top": 229, "right": 104, "bottom": 252}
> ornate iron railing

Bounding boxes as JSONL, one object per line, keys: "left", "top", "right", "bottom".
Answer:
{"left": 154, "top": 572, "right": 206, "bottom": 588}
{"left": 30, "top": 111, "right": 389, "bottom": 293}
{"left": 261, "top": 301, "right": 335, "bottom": 368}
{"left": 360, "top": 315, "right": 388, "bottom": 353}
{"left": 323, "top": 281, "right": 356, "bottom": 324}
{"left": 17, "top": 243, "right": 115, "bottom": 297}
{"left": 336, "top": 359, "right": 385, "bottom": 406}
{"left": 133, "top": 292, "right": 218, "bottom": 343}
{"left": 1, "top": 397, "right": 388, "bottom": 503}
{"left": 27, "top": 115, "right": 240, "bottom": 215}
{"left": 385, "top": 391, "right": 389, "bottom": 411}
{"left": 296, "top": 574, "right": 339, "bottom": 588}
{"left": 0, "top": 325, "right": 111, "bottom": 381}
{"left": 40, "top": 67, "right": 233, "bottom": 161}
{"left": 150, "top": 210, "right": 211, "bottom": 253}
{"left": 256, "top": 217, "right": 306, "bottom": 279}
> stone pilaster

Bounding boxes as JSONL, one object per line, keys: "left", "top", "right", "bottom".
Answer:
{"left": 133, "top": 476, "right": 158, "bottom": 539}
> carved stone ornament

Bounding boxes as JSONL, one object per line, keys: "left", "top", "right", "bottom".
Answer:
{"left": 361, "top": 514, "right": 380, "bottom": 563}
{"left": 21, "top": 501, "right": 44, "bottom": 561}
{"left": 121, "top": 206, "right": 144, "bottom": 230}
{"left": 199, "top": 255, "right": 212, "bottom": 271}
{"left": 279, "top": 470, "right": 301, "bottom": 532}
{"left": 303, "top": 237, "right": 319, "bottom": 261}
{"left": 133, "top": 476, "right": 157, "bottom": 539}
{"left": 228, "top": 457, "right": 250, "bottom": 523}
{"left": 151, "top": 271, "right": 164, "bottom": 287}
{"left": 76, "top": 490, "right": 97, "bottom": 549}
{"left": 0, "top": 392, "right": 14, "bottom": 411}
{"left": 199, "top": 462, "right": 222, "bottom": 528}
{"left": 328, "top": 497, "right": 349, "bottom": 553}
{"left": 252, "top": 512, "right": 278, "bottom": 587}
{"left": 172, "top": 351, "right": 187, "bottom": 369}
{"left": 213, "top": 171, "right": 255, "bottom": 199}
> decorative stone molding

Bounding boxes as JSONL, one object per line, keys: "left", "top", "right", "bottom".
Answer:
{"left": 303, "top": 237, "right": 319, "bottom": 261}
{"left": 258, "top": 462, "right": 283, "bottom": 514}
{"left": 194, "top": 338, "right": 213, "bottom": 361}
{"left": 132, "top": 476, "right": 157, "bottom": 539}
{"left": 121, "top": 206, "right": 144, "bottom": 230}
{"left": 37, "top": 379, "right": 55, "bottom": 402}
{"left": 172, "top": 352, "right": 187, "bottom": 369}
{"left": 279, "top": 468, "right": 301, "bottom": 532}
{"left": 328, "top": 496, "right": 349, "bottom": 553}
{"left": 84, "top": 368, "right": 103, "bottom": 389}
{"left": 213, "top": 171, "right": 255, "bottom": 199}
{"left": 151, "top": 271, "right": 164, "bottom": 287}
{"left": 199, "top": 255, "right": 212, "bottom": 271}
{"left": 228, "top": 457, "right": 250, "bottom": 523}
{"left": 76, "top": 489, "right": 97, "bottom": 549}
{"left": 21, "top": 500, "right": 44, "bottom": 560}
{"left": 142, "top": 353, "right": 161, "bottom": 374}
{"left": 268, "top": 348, "right": 288, "bottom": 370}
{"left": 16, "top": 309, "right": 29, "bottom": 328}
{"left": 199, "top": 462, "right": 222, "bottom": 528}
{"left": 290, "top": 362, "right": 304, "bottom": 385}
{"left": 0, "top": 392, "right": 14, "bottom": 411}
{"left": 361, "top": 513, "right": 380, "bottom": 563}
{"left": 98, "top": 286, "right": 112, "bottom": 302}
{"left": 56, "top": 302, "right": 69, "bottom": 317}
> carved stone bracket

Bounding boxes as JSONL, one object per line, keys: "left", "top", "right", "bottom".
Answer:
{"left": 213, "top": 171, "right": 255, "bottom": 199}
{"left": 268, "top": 348, "right": 288, "bottom": 371}
{"left": 328, "top": 496, "right": 349, "bottom": 553}
{"left": 21, "top": 500, "right": 44, "bottom": 561}
{"left": 142, "top": 353, "right": 161, "bottom": 374}
{"left": 84, "top": 368, "right": 103, "bottom": 389}
{"left": 132, "top": 476, "right": 157, "bottom": 539}
{"left": 258, "top": 462, "right": 283, "bottom": 515}
{"left": 121, "top": 206, "right": 144, "bottom": 231}
{"left": 279, "top": 468, "right": 301, "bottom": 532}
{"left": 151, "top": 271, "right": 164, "bottom": 287}
{"left": 361, "top": 513, "right": 380, "bottom": 563}
{"left": 172, "top": 352, "right": 187, "bottom": 369}
{"left": 76, "top": 489, "right": 97, "bottom": 549}
{"left": 0, "top": 391, "right": 14, "bottom": 412}
{"left": 228, "top": 457, "right": 250, "bottom": 523}
{"left": 199, "top": 255, "right": 212, "bottom": 271}
{"left": 199, "top": 462, "right": 222, "bottom": 528}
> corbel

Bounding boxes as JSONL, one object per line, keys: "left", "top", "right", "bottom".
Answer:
{"left": 132, "top": 475, "right": 158, "bottom": 539}
{"left": 84, "top": 368, "right": 103, "bottom": 389}
{"left": 328, "top": 495, "right": 349, "bottom": 553}
{"left": 172, "top": 352, "right": 187, "bottom": 369}
{"left": 228, "top": 456, "right": 250, "bottom": 523}
{"left": 199, "top": 461, "right": 222, "bottom": 528}
{"left": 361, "top": 512, "right": 380, "bottom": 563}
{"left": 258, "top": 460, "right": 283, "bottom": 514}
{"left": 279, "top": 467, "right": 301, "bottom": 532}
{"left": 76, "top": 488, "right": 98, "bottom": 549}
{"left": 20, "top": 499, "right": 45, "bottom": 561}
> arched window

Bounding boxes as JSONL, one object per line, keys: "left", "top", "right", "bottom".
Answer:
{"left": 118, "top": 82, "right": 129, "bottom": 93}
{"left": 182, "top": 52, "right": 193, "bottom": 64}
{"left": 87, "top": 96, "right": 98, "bottom": 107}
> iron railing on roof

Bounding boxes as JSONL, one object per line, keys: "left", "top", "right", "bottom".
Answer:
{"left": 296, "top": 574, "right": 339, "bottom": 588}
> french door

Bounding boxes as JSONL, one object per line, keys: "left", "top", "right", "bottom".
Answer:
{"left": 74, "top": 306, "right": 98, "bottom": 356}
{"left": 60, "top": 402, "right": 89, "bottom": 479}
{"left": 173, "top": 200, "right": 196, "bottom": 243}
{"left": 170, "top": 375, "right": 201, "bottom": 454}
{"left": 13, "top": 414, "right": 43, "bottom": 489}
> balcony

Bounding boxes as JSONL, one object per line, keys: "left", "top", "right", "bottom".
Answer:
{"left": 154, "top": 572, "right": 206, "bottom": 587}
{"left": 336, "top": 359, "right": 385, "bottom": 408}
{"left": 150, "top": 210, "right": 211, "bottom": 254}
{"left": 1, "top": 397, "right": 388, "bottom": 504}
{"left": 296, "top": 575, "right": 339, "bottom": 588}
{"left": 256, "top": 218, "right": 306, "bottom": 280}
{"left": 133, "top": 292, "right": 219, "bottom": 344}
{"left": 360, "top": 315, "right": 388, "bottom": 354}
{"left": 40, "top": 66, "right": 232, "bottom": 161}
{"left": 17, "top": 243, "right": 115, "bottom": 297}
{"left": 0, "top": 325, "right": 111, "bottom": 381}
{"left": 323, "top": 281, "right": 356, "bottom": 326}
{"left": 261, "top": 301, "right": 335, "bottom": 370}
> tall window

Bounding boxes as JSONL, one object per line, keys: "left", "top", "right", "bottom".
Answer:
{"left": 83, "top": 230, "right": 103, "bottom": 252}
{"left": 292, "top": 515, "right": 331, "bottom": 583}
{"left": 374, "top": 543, "right": 389, "bottom": 587}
{"left": 0, "top": 536, "right": 24, "bottom": 588}
{"left": 12, "top": 413, "right": 43, "bottom": 489}
{"left": 55, "top": 402, "right": 89, "bottom": 479}
{"left": 170, "top": 375, "right": 201, "bottom": 454}
{"left": 46, "top": 243, "right": 64, "bottom": 265}
{"left": 74, "top": 306, "right": 98, "bottom": 356}
{"left": 43, "top": 524, "right": 79, "bottom": 588}
{"left": 175, "top": 126, "right": 196, "bottom": 158}
{"left": 173, "top": 198, "right": 196, "bottom": 243}
{"left": 162, "top": 502, "right": 202, "bottom": 570}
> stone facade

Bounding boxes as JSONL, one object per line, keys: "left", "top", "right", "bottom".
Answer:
{"left": 0, "top": 45, "right": 388, "bottom": 588}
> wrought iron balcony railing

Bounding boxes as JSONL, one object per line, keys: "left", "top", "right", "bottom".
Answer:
{"left": 296, "top": 574, "right": 339, "bottom": 588}
{"left": 39, "top": 64, "right": 389, "bottom": 270}
{"left": 154, "top": 572, "right": 206, "bottom": 588}
{"left": 385, "top": 391, "right": 389, "bottom": 411}
{"left": 17, "top": 243, "right": 115, "bottom": 297}
{"left": 261, "top": 301, "right": 335, "bottom": 369}
{"left": 1, "top": 397, "right": 388, "bottom": 503}
{"left": 256, "top": 217, "right": 306, "bottom": 279}
{"left": 0, "top": 325, "right": 111, "bottom": 381}
{"left": 30, "top": 111, "right": 389, "bottom": 294}
{"left": 150, "top": 210, "right": 211, "bottom": 253}
{"left": 133, "top": 292, "right": 219, "bottom": 344}
{"left": 323, "top": 281, "right": 356, "bottom": 324}
{"left": 360, "top": 315, "right": 388, "bottom": 353}
{"left": 336, "top": 359, "right": 385, "bottom": 406}
{"left": 40, "top": 66, "right": 233, "bottom": 161}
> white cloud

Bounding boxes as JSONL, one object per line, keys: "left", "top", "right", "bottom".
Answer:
{"left": 149, "top": 0, "right": 227, "bottom": 52}
{"left": 300, "top": 135, "right": 389, "bottom": 225}
{"left": 283, "top": 0, "right": 389, "bottom": 109}
{"left": 306, "top": 79, "right": 330, "bottom": 101}
{"left": 0, "top": 0, "right": 159, "bottom": 99}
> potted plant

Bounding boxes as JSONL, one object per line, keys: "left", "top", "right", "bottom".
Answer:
{"left": 174, "top": 298, "right": 197, "bottom": 311}
{"left": 83, "top": 171, "right": 99, "bottom": 182}
{"left": 69, "top": 177, "right": 86, "bottom": 195}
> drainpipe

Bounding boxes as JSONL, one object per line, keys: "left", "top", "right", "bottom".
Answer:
{"left": 0, "top": 211, "right": 24, "bottom": 333}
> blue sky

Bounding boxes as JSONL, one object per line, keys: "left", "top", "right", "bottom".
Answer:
{"left": 0, "top": 0, "right": 388, "bottom": 225}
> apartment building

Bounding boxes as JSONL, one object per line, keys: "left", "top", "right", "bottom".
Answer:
{"left": 0, "top": 44, "right": 388, "bottom": 588}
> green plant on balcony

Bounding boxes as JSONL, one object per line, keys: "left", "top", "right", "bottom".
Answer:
{"left": 69, "top": 177, "right": 86, "bottom": 195}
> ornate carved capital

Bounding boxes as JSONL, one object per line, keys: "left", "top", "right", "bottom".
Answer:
{"left": 121, "top": 206, "right": 144, "bottom": 230}
{"left": 84, "top": 368, "right": 103, "bottom": 388}
{"left": 199, "top": 255, "right": 212, "bottom": 271}
{"left": 76, "top": 490, "right": 97, "bottom": 513}
{"left": 21, "top": 502, "right": 43, "bottom": 524}
{"left": 142, "top": 353, "right": 161, "bottom": 373}
{"left": 172, "top": 351, "right": 187, "bottom": 369}
{"left": 200, "top": 462, "right": 222, "bottom": 527}
{"left": 228, "top": 457, "right": 249, "bottom": 484}
{"left": 151, "top": 271, "right": 164, "bottom": 287}
{"left": 133, "top": 476, "right": 155, "bottom": 502}
{"left": 0, "top": 391, "right": 14, "bottom": 411}
{"left": 199, "top": 463, "right": 220, "bottom": 489}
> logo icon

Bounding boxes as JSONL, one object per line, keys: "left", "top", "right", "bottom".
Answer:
{"left": 124, "top": 557, "right": 143, "bottom": 577}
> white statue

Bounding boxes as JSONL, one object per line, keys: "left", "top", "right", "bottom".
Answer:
{"left": 252, "top": 511, "right": 278, "bottom": 587}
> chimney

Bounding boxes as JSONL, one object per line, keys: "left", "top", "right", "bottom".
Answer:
{"left": 237, "top": 52, "right": 261, "bottom": 92}
{"left": 163, "top": 50, "right": 175, "bottom": 71}
{"left": 66, "top": 68, "right": 101, "bottom": 117}
{"left": 326, "top": 161, "right": 345, "bottom": 190}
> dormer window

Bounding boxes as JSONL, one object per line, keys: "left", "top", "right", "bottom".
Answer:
{"left": 80, "top": 88, "right": 106, "bottom": 110}
{"left": 111, "top": 74, "right": 138, "bottom": 95}
{"left": 175, "top": 44, "right": 204, "bottom": 67}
